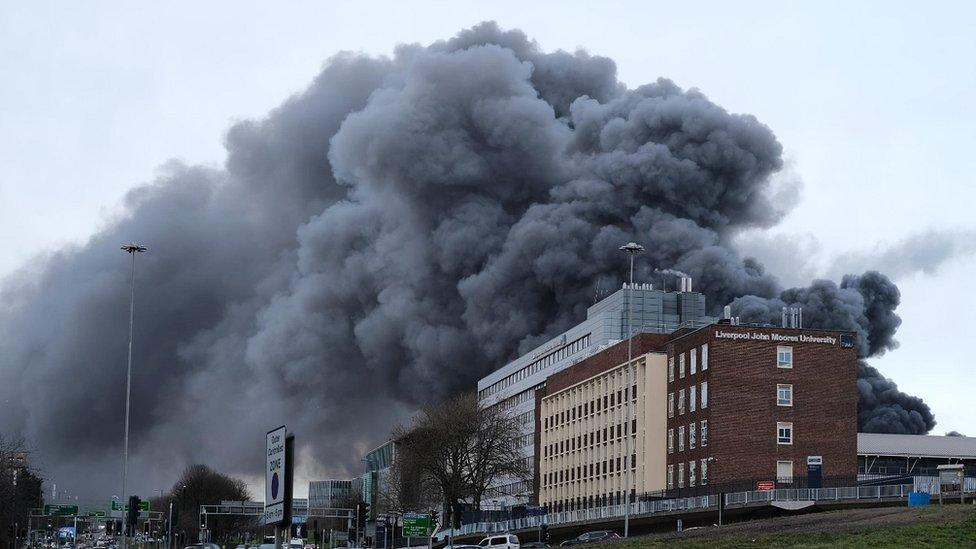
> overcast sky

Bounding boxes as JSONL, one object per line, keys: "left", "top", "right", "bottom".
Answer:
{"left": 2, "top": 1, "right": 974, "bottom": 498}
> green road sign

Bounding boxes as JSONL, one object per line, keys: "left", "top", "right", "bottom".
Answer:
{"left": 401, "top": 512, "right": 432, "bottom": 537}
{"left": 87, "top": 511, "right": 106, "bottom": 518}
{"left": 44, "top": 505, "right": 79, "bottom": 516}
{"left": 110, "top": 501, "right": 149, "bottom": 511}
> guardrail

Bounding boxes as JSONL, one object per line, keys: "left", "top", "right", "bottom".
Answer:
{"left": 437, "top": 483, "right": 926, "bottom": 539}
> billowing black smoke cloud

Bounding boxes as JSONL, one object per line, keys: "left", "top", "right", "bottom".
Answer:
{"left": 0, "top": 22, "right": 934, "bottom": 497}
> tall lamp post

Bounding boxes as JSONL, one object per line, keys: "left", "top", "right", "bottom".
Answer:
{"left": 120, "top": 243, "right": 147, "bottom": 549}
{"left": 618, "top": 242, "right": 644, "bottom": 538}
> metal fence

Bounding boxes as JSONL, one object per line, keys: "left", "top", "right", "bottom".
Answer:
{"left": 436, "top": 481, "right": 946, "bottom": 539}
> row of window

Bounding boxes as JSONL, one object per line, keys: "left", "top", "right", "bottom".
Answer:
{"left": 479, "top": 334, "right": 591, "bottom": 399}
{"left": 543, "top": 384, "right": 637, "bottom": 430}
{"left": 543, "top": 420, "right": 637, "bottom": 457}
{"left": 667, "top": 459, "right": 708, "bottom": 489}
{"left": 489, "top": 388, "right": 535, "bottom": 413}
{"left": 668, "top": 420, "right": 708, "bottom": 453}
{"left": 543, "top": 454, "right": 637, "bottom": 486}
{"left": 669, "top": 344, "right": 708, "bottom": 382}
{"left": 667, "top": 382, "right": 708, "bottom": 417}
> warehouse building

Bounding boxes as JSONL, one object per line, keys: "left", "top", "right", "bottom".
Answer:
{"left": 535, "top": 322, "right": 858, "bottom": 510}
{"left": 477, "top": 281, "right": 713, "bottom": 505}
{"left": 858, "top": 433, "right": 976, "bottom": 477}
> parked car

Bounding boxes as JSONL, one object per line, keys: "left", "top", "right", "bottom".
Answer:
{"left": 521, "top": 543, "right": 550, "bottom": 549}
{"left": 559, "top": 531, "right": 619, "bottom": 546}
{"left": 478, "top": 535, "right": 520, "bottom": 549}
{"left": 445, "top": 545, "right": 482, "bottom": 549}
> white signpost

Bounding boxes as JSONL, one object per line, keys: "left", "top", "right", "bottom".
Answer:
{"left": 265, "top": 425, "right": 287, "bottom": 525}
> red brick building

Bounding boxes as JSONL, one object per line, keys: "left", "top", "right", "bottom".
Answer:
{"left": 534, "top": 323, "right": 858, "bottom": 509}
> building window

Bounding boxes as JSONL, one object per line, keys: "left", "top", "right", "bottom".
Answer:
{"left": 777, "top": 422, "right": 793, "bottom": 445}
{"left": 701, "top": 381, "right": 708, "bottom": 409}
{"left": 669, "top": 356, "right": 675, "bottom": 382}
{"left": 777, "top": 346, "right": 793, "bottom": 369}
{"left": 678, "top": 425, "right": 685, "bottom": 452}
{"left": 679, "top": 353, "right": 686, "bottom": 378}
{"left": 690, "top": 348, "right": 697, "bottom": 375}
{"left": 689, "top": 422, "right": 697, "bottom": 449}
{"left": 701, "top": 420, "right": 708, "bottom": 447}
{"left": 689, "top": 460, "right": 697, "bottom": 487}
{"left": 668, "top": 392, "right": 674, "bottom": 418}
{"left": 678, "top": 389, "right": 685, "bottom": 415}
{"left": 701, "top": 344, "right": 708, "bottom": 371}
{"left": 668, "top": 428, "right": 674, "bottom": 453}
{"left": 777, "top": 460, "right": 794, "bottom": 483}
{"left": 689, "top": 385, "right": 697, "bottom": 412}
{"left": 667, "top": 465, "right": 674, "bottom": 489}
{"left": 777, "top": 384, "right": 793, "bottom": 407}
{"left": 678, "top": 463, "right": 685, "bottom": 488}
{"left": 700, "top": 459, "right": 708, "bottom": 485}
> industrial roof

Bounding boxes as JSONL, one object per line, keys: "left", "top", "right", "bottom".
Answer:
{"left": 858, "top": 433, "right": 976, "bottom": 458}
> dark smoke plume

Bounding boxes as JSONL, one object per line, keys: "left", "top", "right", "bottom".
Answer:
{"left": 0, "top": 22, "right": 935, "bottom": 497}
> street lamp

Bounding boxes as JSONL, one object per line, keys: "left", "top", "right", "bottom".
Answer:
{"left": 618, "top": 242, "right": 644, "bottom": 538}
{"left": 120, "top": 243, "right": 147, "bottom": 549}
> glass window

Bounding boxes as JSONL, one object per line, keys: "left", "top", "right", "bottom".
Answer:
{"left": 689, "top": 386, "right": 697, "bottom": 412}
{"left": 668, "top": 392, "right": 674, "bottom": 418}
{"left": 678, "top": 389, "right": 685, "bottom": 415}
{"left": 679, "top": 353, "right": 686, "bottom": 378}
{"left": 689, "top": 422, "right": 697, "bottom": 449}
{"left": 701, "top": 381, "right": 708, "bottom": 409}
{"left": 690, "top": 348, "right": 697, "bottom": 375}
{"left": 777, "top": 346, "right": 793, "bottom": 368}
{"left": 777, "top": 422, "right": 793, "bottom": 445}
{"left": 701, "top": 344, "right": 708, "bottom": 370}
{"left": 701, "top": 420, "right": 708, "bottom": 447}
{"left": 777, "top": 384, "right": 793, "bottom": 406}
{"left": 777, "top": 460, "right": 794, "bottom": 483}
{"left": 678, "top": 463, "right": 685, "bottom": 488}
{"left": 700, "top": 458, "right": 708, "bottom": 484}
{"left": 669, "top": 356, "right": 675, "bottom": 382}
{"left": 678, "top": 426, "right": 685, "bottom": 451}
{"left": 667, "top": 465, "right": 674, "bottom": 489}
{"left": 668, "top": 428, "right": 674, "bottom": 453}
{"left": 689, "top": 460, "right": 697, "bottom": 487}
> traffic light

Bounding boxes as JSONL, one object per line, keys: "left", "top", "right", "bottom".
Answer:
{"left": 430, "top": 509, "right": 439, "bottom": 527}
{"left": 363, "top": 502, "right": 371, "bottom": 521}
{"left": 126, "top": 496, "right": 141, "bottom": 535}
{"left": 541, "top": 525, "right": 550, "bottom": 542}
{"left": 106, "top": 522, "right": 114, "bottom": 536}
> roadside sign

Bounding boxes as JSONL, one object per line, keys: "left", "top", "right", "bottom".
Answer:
{"left": 111, "top": 500, "right": 149, "bottom": 512}
{"left": 401, "top": 512, "right": 431, "bottom": 537}
{"left": 44, "top": 505, "right": 79, "bottom": 517}
{"left": 265, "top": 425, "right": 287, "bottom": 525}
{"left": 87, "top": 511, "right": 106, "bottom": 518}
{"left": 756, "top": 481, "right": 775, "bottom": 491}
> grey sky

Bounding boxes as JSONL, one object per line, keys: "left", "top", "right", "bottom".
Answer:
{"left": 2, "top": 1, "right": 974, "bottom": 497}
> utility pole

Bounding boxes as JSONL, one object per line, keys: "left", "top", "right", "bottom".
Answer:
{"left": 167, "top": 502, "right": 173, "bottom": 549}
{"left": 618, "top": 242, "right": 644, "bottom": 538}
{"left": 120, "top": 243, "right": 147, "bottom": 549}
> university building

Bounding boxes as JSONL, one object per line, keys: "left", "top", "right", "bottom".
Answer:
{"left": 535, "top": 322, "right": 858, "bottom": 510}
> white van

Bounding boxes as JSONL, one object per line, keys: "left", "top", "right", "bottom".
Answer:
{"left": 478, "top": 535, "right": 520, "bottom": 549}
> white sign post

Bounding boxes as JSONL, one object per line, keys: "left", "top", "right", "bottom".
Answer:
{"left": 265, "top": 425, "right": 287, "bottom": 525}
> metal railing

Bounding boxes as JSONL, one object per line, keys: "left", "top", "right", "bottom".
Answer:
{"left": 437, "top": 483, "right": 925, "bottom": 539}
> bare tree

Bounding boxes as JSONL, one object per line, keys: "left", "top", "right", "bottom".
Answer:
{"left": 164, "top": 464, "right": 250, "bottom": 543}
{"left": 394, "top": 393, "right": 530, "bottom": 521}
{"left": 0, "top": 435, "right": 43, "bottom": 549}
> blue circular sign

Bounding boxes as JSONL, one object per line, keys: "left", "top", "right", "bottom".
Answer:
{"left": 271, "top": 472, "right": 280, "bottom": 499}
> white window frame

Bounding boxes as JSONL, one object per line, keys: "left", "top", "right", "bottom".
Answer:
{"left": 701, "top": 420, "right": 708, "bottom": 447}
{"left": 690, "top": 348, "right": 697, "bottom": 375}
{"left": 701, "top": 381, "right": 708, "bottom": 409}
{"left": 678, "top": 389, "right": 685, "bottom": 415}
{"left": 777, "top": 460, "right": 794, "bottom": 483}
{"left": 777, "top": 345, "right": 793, "bottom": 369}
{"left": 667, "top": 464, "right": 674, "bottom": 489}
{"left": 668, "top": 356, "right": 675, "bottom": 382}
{"left": 679, "top": 353, "right": 686, "bottom": 378}
{"left": 678, "top": 425, "right": 685, "bottom": 452}
{"left": 777, "top": 422, "right": 793, "bottom": 445}
{"left": 701, "top": 344, "right": 708, "bottom": 371}
{"left": 700, "top": 458, "right": 708, "bottom": 484}
{"left": 678, "top": 462, "right": 685, "bottom": 488}
{"left": 689, "top": 385, "right": 697, "bottom": 412}
{"left": 777, "top": 383, "right": 793, "bottom": 407}
{"left": 667, "top": 428, "right": 674, "bottom": 453}
{"left": 689, "top": 460, "right": 697, "bottom": 487}
{"left": 689, "top": 422, "right": 697, "bottom": 449}
{"left": 668, "top": 392, "right": 674, "bottom": 418}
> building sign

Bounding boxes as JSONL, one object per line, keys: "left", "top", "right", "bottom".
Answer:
{"left": 756, "top": 481, "right": 775, "bottom": 491}
{"left": 265, "top": 425, "right": 287, "bottom": 525}
{"left": 807, "top": 456, "right": 823, "bottom": 489}
{"left": 715, "top": 331, "right": 838, "bottom": 345}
